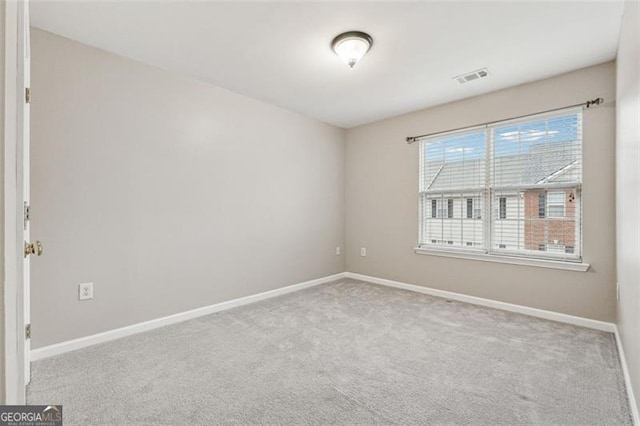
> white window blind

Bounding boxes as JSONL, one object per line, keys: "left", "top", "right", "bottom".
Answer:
{"left": 419, "top": 128, "right": 486, "bottom": 250}
{"left": 419, "top": 109, "right": 582, "bottom": 262}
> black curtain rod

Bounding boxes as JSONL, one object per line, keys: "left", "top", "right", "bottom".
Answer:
{"left": 405, "top": 97, "right": 604, "bottom": 144}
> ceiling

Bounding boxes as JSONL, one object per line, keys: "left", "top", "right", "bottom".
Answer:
{"left": 31, "top": 1, "right": 624, "bottom": 128}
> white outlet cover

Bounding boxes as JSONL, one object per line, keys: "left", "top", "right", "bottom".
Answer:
{"left": 336, "top": 246, "right": 341, "bottom": 255}
{"left": 79, "top": 282, "right": 93, "bottom": 301}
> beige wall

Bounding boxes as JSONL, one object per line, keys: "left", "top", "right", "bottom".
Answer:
{"left": 616, "top": 0, "right": 640, "bottom": 412}
{"left": 345, "top": 62, "right": 616, "bottom": 322}
{"left": 30, "top": 29, "right": 345, "bottom": 348}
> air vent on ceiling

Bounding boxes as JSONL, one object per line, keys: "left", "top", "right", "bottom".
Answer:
{"left": 454, "top": 68, "right": 490, "bottom": 84}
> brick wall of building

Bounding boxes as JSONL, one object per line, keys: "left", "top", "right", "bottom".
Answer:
{"left": 523, "top": 190, "right": 576, "bottom": 252}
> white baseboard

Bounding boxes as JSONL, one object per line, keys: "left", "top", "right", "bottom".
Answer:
{"left": 615, "top": 327, "right": 640, "bottom": 425}
{"left": 31, "top": 272, "right": 346, "bottom": 361}
{"left": 344, "top": 272, "right": 616, "bottom": 333}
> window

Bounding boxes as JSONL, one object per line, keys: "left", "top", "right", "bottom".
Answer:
{"left": 438, "top": 201, "right": 447, "bottom": 218}
{"left": 538, "top": 193, "right": 546, "bottom": 218}
{"left": 430, "top": 199, "right": 451, "bottom": 218}
{"left": 547, "top": 192, "right": 565, "bottom": 217}
{"left": 499, "top": 198, "right": 507, "bottom": 219}
{"left": 547, "top": 244, "right": 565, "bottom": 253}
{"left": 419, "top": 110, "right": 582, "bottom": 262}
{"left": 467, "top": 198, "right": 481, "bottom": 219}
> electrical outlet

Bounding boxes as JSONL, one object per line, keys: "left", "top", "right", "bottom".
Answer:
{"left": 336, "top": 246, "right": 341, "bottom": 255}
{"left": 79, "top": 282, "right": 93, "bottom": 301}
{"left": 360, "top": 247, "right": 367, "bottom": 257}
{"left": 617, "top": 282, "right": 620, "bottom": 301}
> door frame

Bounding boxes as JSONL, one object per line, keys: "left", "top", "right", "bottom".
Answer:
{"left": 3, "top": 0, "right": 28, "bottom": 404}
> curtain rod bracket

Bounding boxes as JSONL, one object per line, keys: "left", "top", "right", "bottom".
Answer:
{"left": 585, "top": 97, "right": 604, "bottom": 108}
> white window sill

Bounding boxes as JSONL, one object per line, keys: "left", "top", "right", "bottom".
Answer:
{"left": 414, "top": 247, "right": 590, "bottom": 272}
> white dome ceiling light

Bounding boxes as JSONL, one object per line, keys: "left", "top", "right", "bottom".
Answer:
{"left": 331, "top": 31, "right": 373, "bottom": 68}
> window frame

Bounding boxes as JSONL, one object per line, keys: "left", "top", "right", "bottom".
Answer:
{"left": 417, "top": 108, "right": 584, "bottom": 266}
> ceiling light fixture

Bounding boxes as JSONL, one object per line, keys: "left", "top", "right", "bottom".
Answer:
{"left": 331, "top": 31, "right": 373, "bottom": 68}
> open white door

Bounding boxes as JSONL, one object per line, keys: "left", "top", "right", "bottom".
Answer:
{"left": 4, "top": 0, "right": 33, "bottom": 403}
{"left": 19, "top": 0, "right": 32, "bottom": 387}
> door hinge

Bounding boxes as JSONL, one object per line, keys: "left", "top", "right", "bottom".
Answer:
{"left": 25, "top": 324, "right": 31, "bottom": 340}
{"left": 25, "top": 87, "right": 31, "bottom": 104}
{"left": 24, "top": 202, "right": 30, "bottom": 230}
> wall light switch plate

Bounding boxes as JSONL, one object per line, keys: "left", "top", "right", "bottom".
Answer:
{"left": 616, "top": 282, "right": 620, "bottom": 301}
{"left": 79, "top": 282, "right": 93, "bottom": 301}
{"left": 360, "top": 247, "right": 367, "bottom": 257}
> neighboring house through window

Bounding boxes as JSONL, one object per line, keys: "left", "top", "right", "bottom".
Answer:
{"left": 418, "top": 110, "right": 582, "bottom": 262}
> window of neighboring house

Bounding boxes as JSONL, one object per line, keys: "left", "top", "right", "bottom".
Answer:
{"left": 538, "top": 192, "right": 546, "bottom": 218}
{"left": 467, "top": 197, "right": 482, "bottom": 219}
{"left": 429, "top": 199, "right": 448, "bottom": 218}
{"left": 499, "top": 197, "right": 507, "bottom": 219}
{"left": 547, "top": 192, "right": 565, "bottom": 217}
{"left": 418, "top": 110, "right": 582, "bottom": 262}
{"left": 547, "top": 244, "right": 565, "bottom": 253}
{"left": 435, "top": 199, "right": 447, "bottom": 218}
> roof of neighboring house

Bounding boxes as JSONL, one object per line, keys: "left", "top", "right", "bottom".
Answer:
{"left": 425, "top": 140, "right": 580, "bottom": 191}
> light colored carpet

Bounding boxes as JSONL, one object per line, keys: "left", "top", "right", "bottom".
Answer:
{"left": 28, "top": 279, "right": 631, "bottom": 425}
